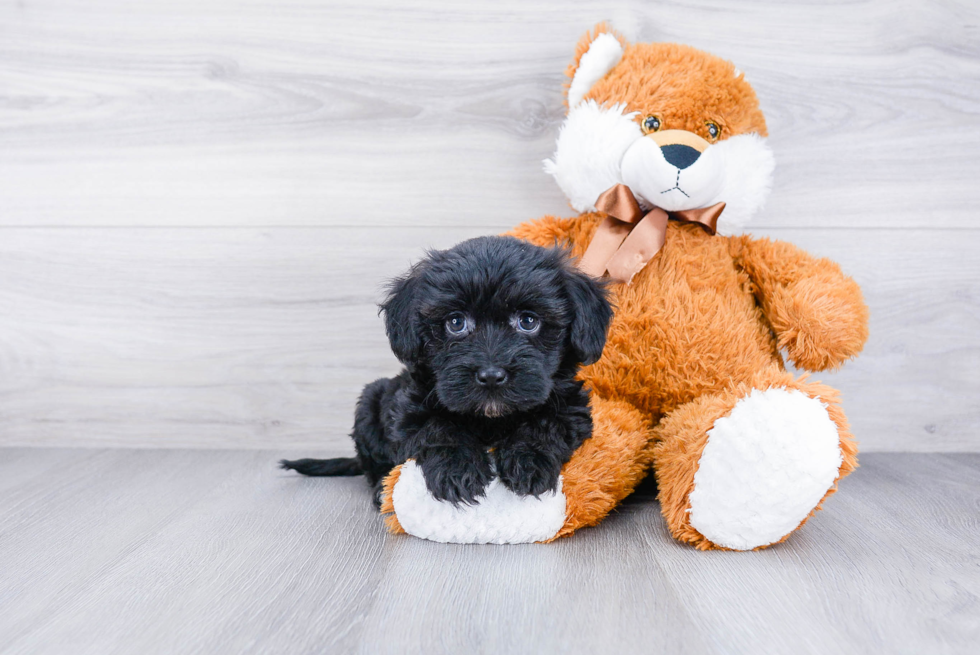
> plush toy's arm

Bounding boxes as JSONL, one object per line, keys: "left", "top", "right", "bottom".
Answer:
{"left": 732, "top": 236, "right": 869, "bottom": 371}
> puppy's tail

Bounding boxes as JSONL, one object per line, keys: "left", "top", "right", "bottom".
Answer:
{"left": 279, "top": 457, "right": 363, "bottom": 477}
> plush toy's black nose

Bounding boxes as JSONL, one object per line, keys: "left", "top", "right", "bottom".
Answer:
{"left": 660, "top": 143, "right": 701, "bottom": 170}
{"left": 476, "top": 367, "right": 508, "bottom": 388}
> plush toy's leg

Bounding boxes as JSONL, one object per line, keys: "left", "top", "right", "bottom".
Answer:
{"left": 548, "top": 396, "right": 654, "bottom": 540}
{"left": 379, "top": 396, "right": 653, "bottom": 543}
{"left": 651, "top": 368, "right": 858, "bottom": 551}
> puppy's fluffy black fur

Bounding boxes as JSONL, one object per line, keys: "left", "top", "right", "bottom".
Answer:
{"left": 281, "top": 236, "right": 612, "bottom": 507}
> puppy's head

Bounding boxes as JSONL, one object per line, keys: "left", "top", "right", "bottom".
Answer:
{"left": 381, "top": 236, "right": 611, "bottom": 418}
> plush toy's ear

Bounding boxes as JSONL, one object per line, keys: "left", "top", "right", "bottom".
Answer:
{"left": 565, "top": 23, "right": 627, "bottom": 109}
{"left": 562, "top": 266, "right": 613, "bottom": 365}
{"left": 380, "top": 262, "right": 428, "bottom": 365}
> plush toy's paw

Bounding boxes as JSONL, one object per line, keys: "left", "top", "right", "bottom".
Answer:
{"left": 494, "top": 445, "right": 563, "bottom": 497}
{"left": 771, "top": 273, "right": 869, "bottom": 371}
{"left": 687, "top": 387, "right": 843, "bottom": 550}
{"left": 384, "top": 461, "right": 567, "bottom": 544}
{"left": 654, "top": 374, "right": 858, "bottom": 551}
{"left": 418, "top": 446, "right": 494, "bottom": 506}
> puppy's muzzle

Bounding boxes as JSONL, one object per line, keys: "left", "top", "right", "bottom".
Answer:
{"left": 475, "top": 366, "right": 508, "bottom": 389}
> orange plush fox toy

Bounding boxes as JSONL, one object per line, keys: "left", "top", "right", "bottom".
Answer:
{"left": 380, "top": 24, "right": 869, "bottom": 550}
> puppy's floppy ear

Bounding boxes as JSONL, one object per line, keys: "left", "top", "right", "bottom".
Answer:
{"left": 562, "top": 266, "right": 613, "bottom": 365}
{"left": 380, "top": 261, "right": 428, "bottom": 365}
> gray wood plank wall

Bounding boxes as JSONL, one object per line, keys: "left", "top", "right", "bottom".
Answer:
{"left": 1, "top": 0, "right": 978, "bottom": 451}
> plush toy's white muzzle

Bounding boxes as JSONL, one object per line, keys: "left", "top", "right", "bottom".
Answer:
{"left": 621, "top": 133, "right": 724, "bottom": 212}
{"left": 544, "top": 101, "right": 776, "bottom": 235}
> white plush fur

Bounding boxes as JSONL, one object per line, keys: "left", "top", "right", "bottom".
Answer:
{"left": 706, "top": 133, "right": 775, "bottom": 235}
{"left": 567, "top": 33, "right": 623, "bottom": 108}
{"left": 391, "top": 460, "right": 567, "bottom": 544}
{"left": 687, "top": 388, "right": 844, "bottom": 551}
{"left": 544, "top": 103, "right": 774, "bottom": 234}
{"left": 543, "top": 101, "right": 640, "bottom": 213}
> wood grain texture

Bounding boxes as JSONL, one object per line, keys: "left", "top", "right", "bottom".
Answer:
{"left": 0, "top": 0, "right": 978, "bottom": 228}
{"left": 0, "top": 449, "right": 977, "bottom": 654}
{"left": 0, "top": 226, "right": 977, "bottom": 452}
{"left": 1, "top": 1, "right": 978, "bottom": 451}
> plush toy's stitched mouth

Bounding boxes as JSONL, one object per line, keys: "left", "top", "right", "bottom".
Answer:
{"left": 659, "top": 170, "right": 689, "bottom": 198}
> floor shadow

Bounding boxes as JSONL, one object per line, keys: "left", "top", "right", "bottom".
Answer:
{"left": 621, "top": 472, "right": 659, "bottom": 504}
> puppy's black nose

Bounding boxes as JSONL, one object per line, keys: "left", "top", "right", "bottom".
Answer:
{"left": 475, "top": 367, "right": 508, "bottom": 388}
{"left": 660, "top": 143, "right": 701, "bottom": 170}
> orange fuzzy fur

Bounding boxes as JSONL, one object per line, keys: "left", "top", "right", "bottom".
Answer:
{"left": 380, "top": 464, "right": 406, "bottom": 535}
{"left": 546, "top": 396, "right": 654, "bottom": 540}
{"left": 381, "top": 26, "right": 868, "bottom": 548}
{"left": 508, "top": 27, "right": 866, "bottom": 547}
{"left": 570, "top": 29, "right": 768, "bottom": 140}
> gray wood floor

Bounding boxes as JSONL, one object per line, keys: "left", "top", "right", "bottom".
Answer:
{"left": 1, "top": 449, "right": 977, "bottom": 655}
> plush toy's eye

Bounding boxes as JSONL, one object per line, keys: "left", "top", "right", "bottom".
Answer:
{"left": 514, "top": 313, "right": 541, "bottom": 334}
{"left": 706, "top": 121, "right": 721, "bottom": 141}
{"left": 641, "top": 115, "right": 662, "bottom": 134}
{"left": 445, "top": 313, "right": 470, "bottom": 335}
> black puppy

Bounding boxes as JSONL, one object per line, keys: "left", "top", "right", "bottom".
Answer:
{"left": 281, "top": 236, "right": 612, "bottom": 506}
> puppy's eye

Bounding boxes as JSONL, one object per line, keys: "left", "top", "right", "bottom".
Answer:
{"left": 515, "top": 313, "right": 540, "bottom": 334}
{"left": 705, "top": 121, "right": 721, "bottom": 141}
{"left": 445, "top": 313, "right": 469, "bottom": 335}
{"left": 641, "top": 115, "right": 662, "bottom": 134}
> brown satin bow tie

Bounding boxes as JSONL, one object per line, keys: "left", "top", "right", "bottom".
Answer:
{"left": 577, "top": 184, "right": 726, "bottom": 284}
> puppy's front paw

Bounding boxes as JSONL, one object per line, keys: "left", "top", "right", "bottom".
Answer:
{"left": 495, "top": 446, "right": 562, "bottom": 497}
{"left": 419, "top": 448, "right": 493, "bottom": 506}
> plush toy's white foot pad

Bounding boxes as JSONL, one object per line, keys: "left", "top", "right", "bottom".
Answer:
{"left": 391, "top": 460, "right": 566, "bottom": 544}
{"left": 688, "top": 387, "right": 843, "bottom": 550}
